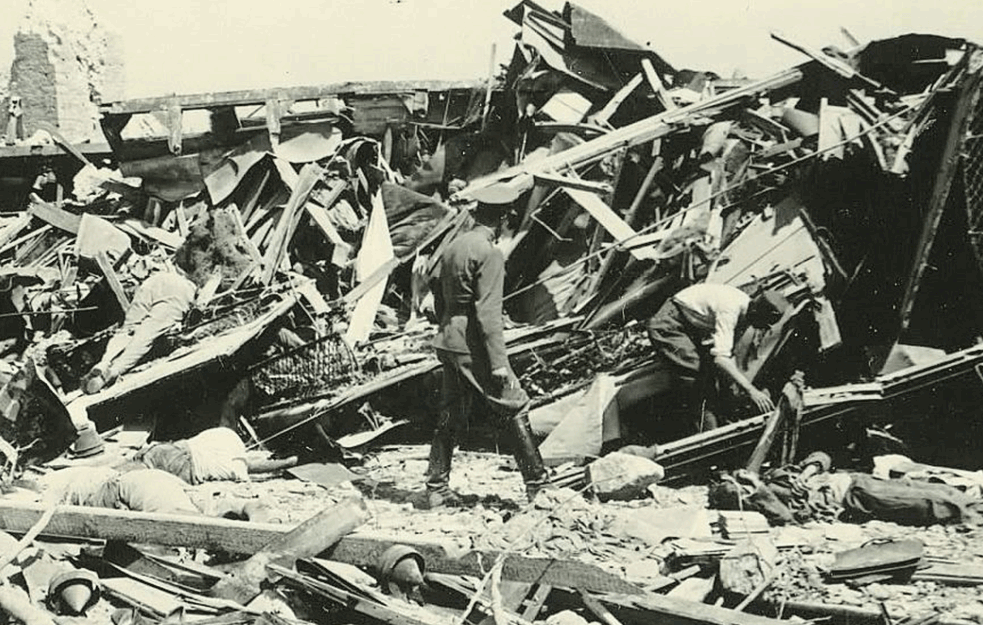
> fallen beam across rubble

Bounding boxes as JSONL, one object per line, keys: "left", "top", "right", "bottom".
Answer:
{"left": 0, "top": 501, "right": 641, "bottom": 595}
{"left": 659, "top": 343, "right": 983, "bottom": 477}
{"left": 597, "top": 592, "right": 790, "bottom": 625}
{"left": 458, "top": 65, "right": 807, "bottom": 201}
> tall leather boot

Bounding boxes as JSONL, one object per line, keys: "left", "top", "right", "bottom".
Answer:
{"left": 505, "top": 409, "right": 551, "bottom": 500}
{"left": 424, "top": 418, "right": 477, "bottom": 509}
{"left": 425, "top": 424, "right": 453, "bottom": 490}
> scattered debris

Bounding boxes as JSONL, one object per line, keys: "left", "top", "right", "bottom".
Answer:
{"left": 1, "top": 1, "right": 983, "bottom": 624}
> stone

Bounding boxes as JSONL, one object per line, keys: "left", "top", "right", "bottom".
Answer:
{"left": 587, "top": 452, "right": 664, "bottom": 502}
{"left": 866, "top": 583, "right": 893, "bottom": 601}
{"left": 623, "top": 559, "right": 664, "bottom": 585}
{"left": 719, "top": 538, "right": 778, "bottom": 596}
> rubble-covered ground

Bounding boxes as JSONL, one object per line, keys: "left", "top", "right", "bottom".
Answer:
{"left": 27, "top": 441, "right": 975, "bottom": 624}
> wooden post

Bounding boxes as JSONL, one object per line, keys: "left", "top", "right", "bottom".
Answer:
{"left": 481, "top": 43, "right": 497, "bottom": 130}
{"left": 95, "top": 250, "right": 130, "bottom": 313}
{"left": 210, "top": 496, "right": 371, "bottom": 603}
{"left": 746, "top": 376, "right": 804, "bottom": 473}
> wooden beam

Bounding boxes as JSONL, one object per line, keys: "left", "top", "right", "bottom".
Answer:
{"left": 28, "top": 201, "right": 81, "bottom": 234}
{"left": 533, "top": 172, "right": 613, "bottom": 195}
{"left": 99, "top": 80, "right": 485, "bottom": 115}
{"left": 95, "top": 250, "right": 130, "bottom": 313}
{"left": 260, "top": 164, "right": 327, "bottom": 284}
{"left": 0, "top": 501, "right": 640, "bottom": 595}
{"left": 598, "top": 592, "right": 789, "bottom": 625}
{"left": 899, "top": 58, "right": 983, "bottom": 331}
{"left": 641, "top": 58, "right": 676, "bottom": 112}
{"left": 592, "top": 73, "right": 643, "bottom": 125}
{"left": 460, "top": 66, "right": 804, "bottom": 203}
{"left": 211, "top": 497, "right": 371, "bottom": 604}
{"left": 34, "top": 121, "right": 93, "bottom": 167}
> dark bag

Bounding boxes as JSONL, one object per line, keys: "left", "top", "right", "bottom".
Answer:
{"left": 842, "top": 474, "right": 975, "bottom": 526}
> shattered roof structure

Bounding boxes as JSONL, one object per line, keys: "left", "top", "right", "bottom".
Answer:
{"left": 4, "top": 2, "right": 983, "bottom": 623}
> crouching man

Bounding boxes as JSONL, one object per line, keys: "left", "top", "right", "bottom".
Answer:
{"left": 646, "top": 283, "right": 788, "bottom": 434}
{"left": 425, "top": 202, "right": 551, "bottom": 508}
{"left": 83, "top": 265, "right": 198, "bottom": 394}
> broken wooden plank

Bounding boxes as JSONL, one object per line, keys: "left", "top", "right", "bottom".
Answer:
{"left": 757, "top": 138, "right": 803, "bottom": 160}
{"left": 211, "top": 497, "right": 370, "bottom": 604}
{"left": 28, "top": 202, "right": 81, "bottom": 234}
{"left": 175, "top": 203, "right": 190, "bottom": 238}
{"left": 95, "top": 250, "right": 130, "bottom": 312}
{"left": 116, "top": 218, "right": 184, "bottom": 249}
{"left": 599, "top": 591, "right": 790, "bottom": 625}
{"left": 460, "top": 66, "right": 805, "bottom": 202}
{"left": 0, "top": 223, "right": 51, "bottom": 257}
{"left": 260, "top": 163, "right": 326, "bottom": 284}
{"left": 228, "top": 205, "right": 263, "bottom": 266}
{"left": 305, "top": 202, "right": 352, "bottom": 267}
{"left": 0, "top": 501, "right": 639, "bottom": 595}
{"left": 563, "top": 188, "right": 654, "bottom": 262}
{"left": 770, "top": 31, "right": 892, "bottom": 94}
{"left": 520, "top": 584, "right": 552, "bottom": 621}
{"left": 35, "top": 121, "right": 94, "bottom": 167}
{"left": 641, "top": 58, "right": 676, "bottom": 111}
{"left": 339, "top": 258, "right": 398, "bottom": 304}
{"left": 0, "top": 213, "right": 33, "bottom": 252}
{"left": 591, "top": 73, "right": 643, "bottom": 125}
{"left": 533, "top": 172, "right": 613, "bottom": 195}
{"left": 746, "top": 379, "right": 801, "bottom": 473}
{"left": 581, "top": 590, "right": 625, "bottom": 625}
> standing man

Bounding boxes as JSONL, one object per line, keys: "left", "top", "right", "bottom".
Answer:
{"left": 425, "top": 202, "right": 550, "bottom": 508}
{"left": 646, "top": 283, "right": 788, "bottom": 434}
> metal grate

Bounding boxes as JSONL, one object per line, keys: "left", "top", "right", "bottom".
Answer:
{"left": 963, "top": 94, "right": 983, "bottom": 231}
{"left": 249, "top": 333, "right": 360, "bottom": 406}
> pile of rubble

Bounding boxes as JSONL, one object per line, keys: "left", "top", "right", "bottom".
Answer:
{"left": 3, "top": 1, "right": 983, "bottom": 624}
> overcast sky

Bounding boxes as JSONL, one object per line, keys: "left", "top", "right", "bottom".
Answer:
{"left": 1, "top": 0, "right": 983, "bottom": 99}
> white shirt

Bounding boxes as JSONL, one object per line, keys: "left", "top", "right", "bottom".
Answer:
{"left": 672, "top": 283, "right": 750, "bottom": 358}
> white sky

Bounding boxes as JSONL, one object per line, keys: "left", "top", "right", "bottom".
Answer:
{"left": 1, "top": 0, "right": 983, "bottom": 99}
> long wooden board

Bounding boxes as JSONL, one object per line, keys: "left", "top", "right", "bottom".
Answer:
{"left": 0, "top": 501, "right": 640, "bottom": 595}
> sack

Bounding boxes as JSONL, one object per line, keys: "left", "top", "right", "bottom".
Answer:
{"left": 843, "top": 474, "right": 977, "bottom": 526}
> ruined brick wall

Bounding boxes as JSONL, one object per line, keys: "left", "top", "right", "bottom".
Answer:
{"left": 4, "top": 0, "right": 125, "bottom": 144}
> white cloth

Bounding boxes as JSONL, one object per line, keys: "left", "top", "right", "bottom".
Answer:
{"left": 187, "top": 427, "right": 248, "bottom": 483}
{"left": 672, "top": 283, "right": 750, "bottom": 358}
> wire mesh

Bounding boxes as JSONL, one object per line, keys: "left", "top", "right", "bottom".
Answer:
{"left": 249, "top": 333, "right": 360, "bottom": 406}
{"left": 964, "top": 87, "right": 983, "bottom": 233}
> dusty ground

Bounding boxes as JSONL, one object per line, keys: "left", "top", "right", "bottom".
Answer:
{"left": 13, "top": 444, "right": 983, "bottom": 623}
{"left": 185, "top": 445, "right": 983, "bottom": 622}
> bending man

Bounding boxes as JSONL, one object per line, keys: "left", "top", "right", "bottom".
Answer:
{"left": 646, "top": 283, "right": 788, "bottom": 433}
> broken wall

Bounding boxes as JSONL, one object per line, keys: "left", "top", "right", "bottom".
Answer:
{"left": 5, "top": 0, "right": 125, "bottom": 143}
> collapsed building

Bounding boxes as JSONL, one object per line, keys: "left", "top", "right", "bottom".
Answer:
{"left": 3, "top": 2, "right": 983, "bottom": 624}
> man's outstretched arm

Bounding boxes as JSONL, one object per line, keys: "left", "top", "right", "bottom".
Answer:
{"left": 713, "top": 355, "right": 775, "bottom": 413}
